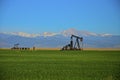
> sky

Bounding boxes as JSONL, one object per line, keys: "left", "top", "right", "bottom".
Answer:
{"left": 0, "top": 0, "right": 120, "bottom": 34}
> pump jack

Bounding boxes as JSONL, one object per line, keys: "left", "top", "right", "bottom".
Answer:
{"left": 61, "top": 35, "right": 83, "bottom": 50}
{"left": 14, "top": 43, "right": 19, "bottom": 49}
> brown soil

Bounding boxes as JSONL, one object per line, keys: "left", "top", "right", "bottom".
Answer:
{"left": 83, "top": 48, "right": 120, "bottom": 51}
{"left": 0, "top": 48, "right": 120, "bottom": 51}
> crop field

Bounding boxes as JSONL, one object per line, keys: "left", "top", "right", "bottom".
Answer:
{"left": 0, "top": 50, "right": 120, "bottom": 80}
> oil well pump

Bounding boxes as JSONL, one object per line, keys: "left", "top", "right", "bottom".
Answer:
{"left": 13, "top": 43, "right": 19, "bottom": 49}
{"left": 61, "top": 35, "right": 83, "bottom": 50}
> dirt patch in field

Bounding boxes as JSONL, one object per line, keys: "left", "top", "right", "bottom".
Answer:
{"left": 0, "top": 48, "right": 120, "bottom": 51}
{"left": 83, "top": 48, "right": 120, "bottom": 51}
{"left": 29, "top": 48, "right": 120, "bottom": 51}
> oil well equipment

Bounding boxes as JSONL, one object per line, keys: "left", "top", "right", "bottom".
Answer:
{"left": 11, "top": 43, "right": 30, "bottom": 50}
{"left": 61, "top": 35, "right": 83, "bottom": 50}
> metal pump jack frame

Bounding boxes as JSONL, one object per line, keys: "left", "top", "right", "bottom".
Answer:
{"left": 61, "top": 35, "right": 83, "bottom": 50}
{"left": 14, "top": 43, "right": 19, "bottom": 49}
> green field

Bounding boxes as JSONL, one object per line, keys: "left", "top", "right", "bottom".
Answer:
{"left": 0, "top": 50, "right": 120, "bottom": 80}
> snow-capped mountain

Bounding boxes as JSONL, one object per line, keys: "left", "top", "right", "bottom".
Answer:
{"left": 1, "top": 32, "right": 41, "bottom": 38}
{"left": 41, "top": 32, "right": 59, "bottom": 37}
{"left": 61, "top": 28, "right": 112, "bottom": 37}
{"left": 1, "top": 28, "right": 112, "bottom": 38}
{"left": 0, "top": 28, "right": 119, "bottom": 48}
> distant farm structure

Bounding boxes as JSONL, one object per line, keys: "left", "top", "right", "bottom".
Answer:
{"left": 11, "top": 43, "right": 30, "bottom": 50}
{"left": 61, "top": 35, "right": 83, "bottom": 50}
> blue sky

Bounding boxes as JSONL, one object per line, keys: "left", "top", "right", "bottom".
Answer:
{"left": 0, "top": 0, "right": 120, "bottom": 34}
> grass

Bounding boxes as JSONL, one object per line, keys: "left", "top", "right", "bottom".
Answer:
{"left": 0, "top": 50, "right": 120, "bottom": 80}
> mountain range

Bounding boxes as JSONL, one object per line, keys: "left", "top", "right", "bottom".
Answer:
{"left": 0, "top": 28, "right": 120, "bottom": 48}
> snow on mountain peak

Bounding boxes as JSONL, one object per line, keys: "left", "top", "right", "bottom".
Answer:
{"left": 1, "top": 28, "right": 113, "bottom": 38}
{"left": 61, "top": 28, "right": 79, "bottom": 36}
{"left": 42, "top": 32, "right": 59, "bottom": 37}
{"left": 61, "top": 28, "right": 98, "bottom": 36}
{"left": 100, "top": 33, "right": 112, "bottom": 37}
{"left": 61, "top": 28, "right": 113, "bottom": 37}
{"left": 3, "top": 32, "right": 40, "bottom": 38}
